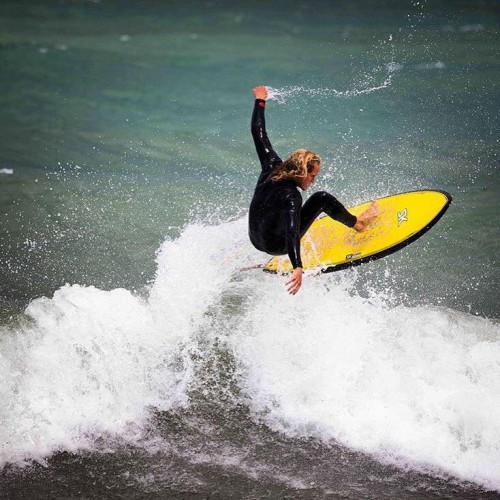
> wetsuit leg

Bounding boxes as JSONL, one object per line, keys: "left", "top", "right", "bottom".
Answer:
{"left": 300, "top": 191, "right": 357, "bottom": 237}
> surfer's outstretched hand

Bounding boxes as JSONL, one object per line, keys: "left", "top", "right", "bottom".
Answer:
{"left": 253, "top": 86, "right": 268, "bottom": 100}
{"left": 353, "top": 201, "right": 380, "bottom": 232}
{"left": 286, "top": 267, "right": 303, "bottom": 295}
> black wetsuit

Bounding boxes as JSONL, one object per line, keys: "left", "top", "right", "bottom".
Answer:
{"left": 248, "top": 98, "right": 357, "bottom": 269}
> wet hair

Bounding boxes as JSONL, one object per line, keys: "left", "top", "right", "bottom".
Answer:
{"left": 270, "top": 149, "right": 321, "bottom": 182}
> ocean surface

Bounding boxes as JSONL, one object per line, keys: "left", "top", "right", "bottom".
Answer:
{"left": 0, "top": 0, "right": 499, "bottom": 498}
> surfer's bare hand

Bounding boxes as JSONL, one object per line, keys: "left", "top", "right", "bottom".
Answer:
{"left": 286, "top": 267, "right": 303, "bottom": 295}
{"left": 253, "top": 86, "right": 268, "bottom": 100}
{"left": 353, "top": 201, "right": 380, "bottom": 232}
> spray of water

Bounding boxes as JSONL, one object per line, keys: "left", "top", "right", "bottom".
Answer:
{"left": 267, "top": 62, "right": 402, "bottom": 104}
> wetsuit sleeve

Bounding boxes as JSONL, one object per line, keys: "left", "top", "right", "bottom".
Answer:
{"left": 281, "top": 191, "right": 303, "bottom": 269}
{"left": 251, "top": 99, "right": 282, "bottom": 173}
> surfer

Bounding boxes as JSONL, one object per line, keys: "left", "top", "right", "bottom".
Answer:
{"left": 249, "top": 85, "right": 379, "bottom": 295}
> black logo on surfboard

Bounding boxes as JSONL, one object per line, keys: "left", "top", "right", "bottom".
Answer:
{"left": 346, "top": 252, "right": 362, "bottom": 260}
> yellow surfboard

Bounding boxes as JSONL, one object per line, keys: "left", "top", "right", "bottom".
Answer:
{"left": 263, "top": 190, "right": 452, "bottom": 274}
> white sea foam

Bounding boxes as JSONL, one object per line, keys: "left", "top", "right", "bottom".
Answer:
{"left": 416, "top": 61, "right": 446, "bottom": 70}
{"left": 0, "top": 168, "right": 13, "bottom": 175}
{"left": 0, "top": 285, "right": 180, "bottom": 464}
{"left": 231, "top": 276, "right": 500, "bottom": 490}
{"left": 0, "top": 218, "right": 252, "bottom": 466}
{"left": 1, "top": 217, "right": 499, "bottom": 492}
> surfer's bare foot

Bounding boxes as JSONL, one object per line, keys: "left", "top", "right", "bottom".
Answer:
{"left": 353, "top": 202, "right": 379, "bottom": 232}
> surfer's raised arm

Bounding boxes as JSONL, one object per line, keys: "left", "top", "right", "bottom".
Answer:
{"left": 251, "top": 86, "right": 281, "bottom": 173}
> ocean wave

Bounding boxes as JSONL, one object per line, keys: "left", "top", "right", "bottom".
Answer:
{"left": 1, "top": 217, "right": 499, "bottom": 491}
{"left": 0, "top": 218, "right": 251, "bottom": 467}
{"left": 231, "top": 271, "right": 500, "bottom": 491}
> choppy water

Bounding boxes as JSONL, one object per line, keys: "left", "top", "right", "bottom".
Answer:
{"left": 1, "top": 1, "right": 499, "bottom": 498}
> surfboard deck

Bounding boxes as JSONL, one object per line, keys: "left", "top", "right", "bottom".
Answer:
{"left": 263, "top": 190, "right": 452, "bottom": 274}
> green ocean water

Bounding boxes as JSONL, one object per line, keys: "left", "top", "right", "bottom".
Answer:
{"left": 0, "top": 1, "right": 499, "bottom": 498}
{"left": 1, "top": 0, "right": 498, "bottom": 315}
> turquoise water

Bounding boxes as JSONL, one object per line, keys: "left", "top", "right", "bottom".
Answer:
{"left": 0, "top": 1, "right": 499, "bottom": 498}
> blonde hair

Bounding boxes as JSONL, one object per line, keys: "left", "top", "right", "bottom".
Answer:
{"left": 270, "top": 149, "right": 321, "bottom": 182}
